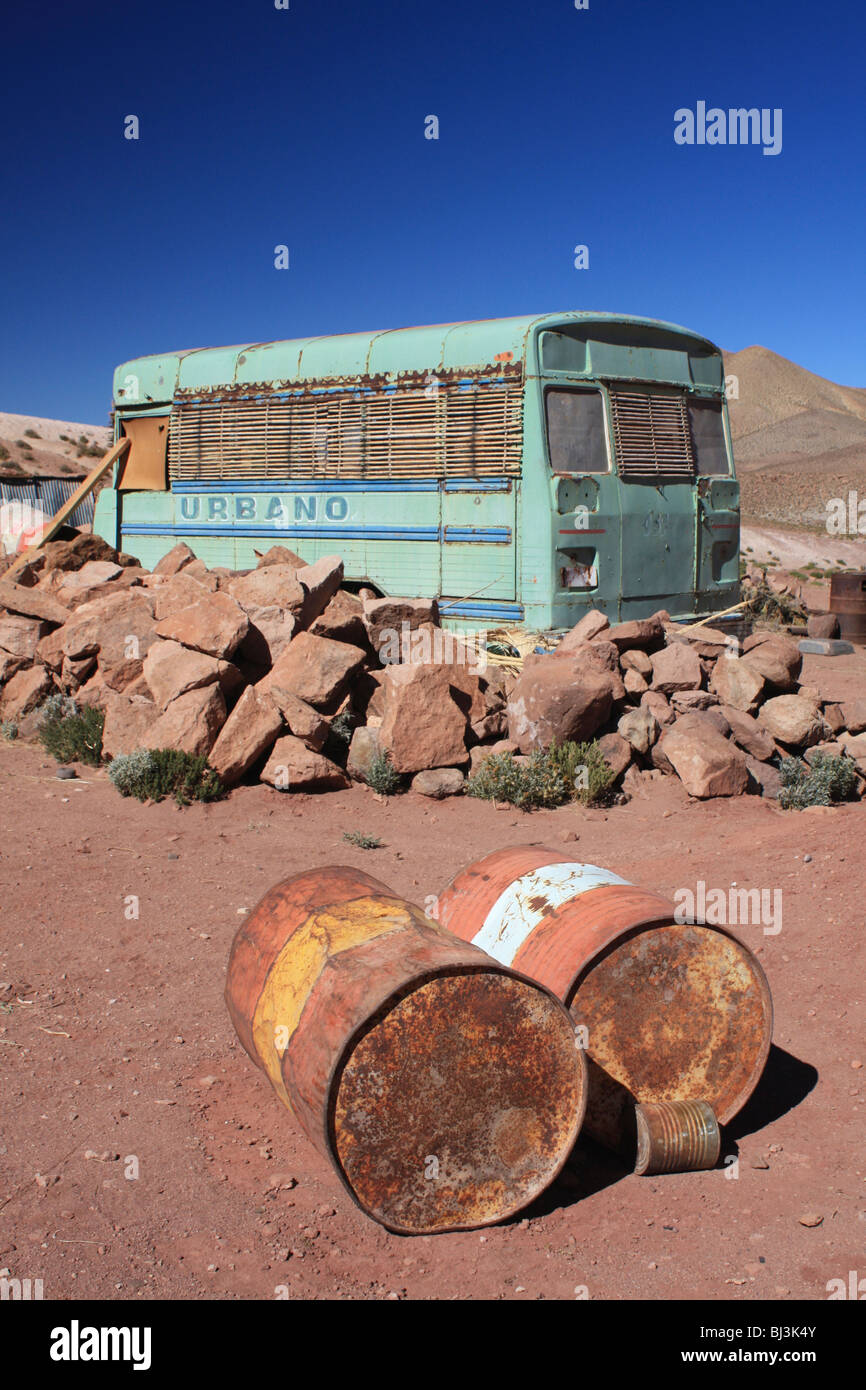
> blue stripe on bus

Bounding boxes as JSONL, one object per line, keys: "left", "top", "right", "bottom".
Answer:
{"left": 169, "top": 478, "right": 511, "bottom": 493}
{"left": 439, "top": 601, "right": 525, "bottom": 620}
{"left": 121, "top": 523, "right": 511, "bottom": 544}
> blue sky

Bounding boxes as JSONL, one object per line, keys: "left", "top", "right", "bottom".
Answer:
{"left": 1, "top": 0, "right": 863, "bottom": 423}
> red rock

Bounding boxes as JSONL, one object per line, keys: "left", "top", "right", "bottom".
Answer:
{"left": 759, "top": 695, "right": 824, "bottom": 747}
{"left": 0, "top": 665, "right": 53, "bottom": 719}
{"left": 59, "top": 592, "right": 157, "bottom": 680}
{"left": 142, "top": 684, "right": 227, "bottom": 758}
{"left": 840, "top": 699, "right": 866, "bottom": 735}
{"left": 239, "top": 607, "right": 298, "bottom": 667}
{"left": 617, "top": 707, "right": 659, "bottom": 754}
{"left": 31, "top": 533, "right": 127, "bottom": 574}
{"left": 0, "top": 581, "right": 69, "bottom": 625}
{"left": 260, "top": 736, "right": 349, "bottom": 791}
{"left": 0, "top": 651, "right": 25, "bottom": 685}
{"left": 604, "top": 617, "right": 663, "bottom": 651}
{"left": 411, "top": 768, "right": 465, "bottom": 798}
{"left": 100, "top": 693, "right": 158, "bottom": 759}
{"left": 264, "top": 688, "right": 329, "bottom": 751}
{"left": 151, "top": 573, "right": 209, "bottom": 621}
{"left": 153, "top": 542, "right": 197, "bottom": 576}
{"left": 640, "top": 689, "right": 675, "bottom": 726}
{"left": 807, "top": 613, "right": 839, "bottom": 639}
{"left": 228, "top": 565, "right": 306, "bottom": 617}
{"left": 296, "top": 556, "right": 344, "bottom": 627}
{"left": 0, "top": 614, "right": 48, "bottom": 661}
{"left": 309, "top": 590, "right": 367, "bottom": 645}
{"left": 208, "top": 687, "right": 284, "bottom": 785}
{"left": 142, "top": 639, "right": 224, "bottom": 710}
{"left": 650, "top": 643, "right": 703, "bottom": 694}
{"left": 155, "top": 591, "right": 249, "bottom": 660}
{"left": 258, "top": 632, "right": 366, "bottom": 711}
{"left": 660, "top": 721, "right": 749, "bottom": 798}
{"left": 507, "top": 658, "right": 615, "bottom": 752}
{"left": 709, "top": 654, "right": 766, "bottom": 712}
{"left": 378, "top": 663, "right": 468, "bottom": 773}
{"left": 61, "top": 654, "right": 96, "bottom": 690}
{"left": 670, "top": 689, "right": 718, "bottom": 711}
{"left": 740, "top": 635, "right": 802, "bottom": 690}
{"left": 620, "top": 648, "right": 652, "bottom": 677}
{"left": 745, "top": 756, "right": 782, "bottom": 800}
{"left": 255, "top": 545, "right": 304, "bottom": 569}
{"left": 558, "top": 609, "right": 610, "bottom": 650}
{"left": 363, "top": 596, "right": 440, "bottom": 660}
{"left": 623, "top": 667, "right": 648, "bottom": 697}
{"left": 720, "top": 705, "right": 777, "bottom": 761}
{"left": 597, "top": 732, "right": 632, "bottom": 779}
{"left": 822, "top": 703, "right": 846, "bottom": 735}
{"left": 346, "top": 726, "right": 384, "bottom": 780}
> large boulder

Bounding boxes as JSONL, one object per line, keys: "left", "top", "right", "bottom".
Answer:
{"left": 154, "top": 591, "right": 249, "bottom": 660}
{"left": 411, "top": 768, "right": 465, "bottom": 798}
{"left": 152, "top": 542, "right": 197, "bottom": 577}
{"left": 296, "top": 556, "right": 344, "bottom": 627}
{"left": 346, "top": 725, "right": 384, "bottom": 781}
{"left": 0, "top": 614, "right": 49, "bottom": 661}
{"left": 309, "top": 590, "right": 367, "bottom": 645}
{"left": 264, "top": 688, "right": 329, "bottom": 751}
{"left": 617, "top": 706, "right": 659, "bottom": 755}
{"left": 640, "top": 689, "right": 676, "bottom": 726}
{"left": 142, "top": 684, "right": 227, "bottom": 758}
{"left": 660, "top": 720, "right": 749, "bottom": 798}
{"left": 558, "top": 609, "right": 610, "bottom": 650}
{"left": 597, "top": 731, "right": 632, "bottom": 779}
{"left": 255, "top": 545, "right": 304, "bottom": 570}
{"left": 720, "top": 705, "right": 777, "bottom": 761}
{"left": 709, "top": 654, "right": 766, "bottom": 713}
{"left": 758, "top": 695, "right": 824, "bottom": 747}
{"left": 208, "top": 687, "right": 284, "bottom": 785}
{"left": 0, "top": 665, "right": 53, "bottom": 719}
{"left": 620, "top": 648, "right": 652, "bottom": 678}
{"left": 840, "top": 699, "right": 866, "bottom": 735}
{"left": 378, "top": 663, "right": 468, "bottom": 773}
{"left": 650, "top": 642, "right": 703, "bottom": 694}
{"left": 740, "top": 635, "right": 802, "bottom": 691}
{"left": 239, "top": 607, "right": 298, "bottom": 667}
{"left": 0, "top": 581, "right": 69, "bottom": 626}
{"left": 142, "top": 639, "right": 226, "bottom": 710}
{"left": 260, "top": 736, "right": 349, "bottom": 791}
{"left": 100, "top": 693, "right": 158, "bottom": 759}
{"left": 362, "top": 596, "right": 439, "bottom": 661}
{"left": 60, "top": 592, "right": 157, "bottom": 689}
{"left": 258, "top": 632, "right": 366, "bottom": 711}
{"left": 624, "top": 667, "right": 649, "bottom": 700}
{"left": 507, "top": 657, "right": 615, "bottom": 752}
{"left": 604, "top": 617, "right": 663, "bottom": 651}
{"left": 150, "top": 572, "right": 210, "bottom": 621}
{"left": 227, "top": 565, "right": 306, "bottom": 618}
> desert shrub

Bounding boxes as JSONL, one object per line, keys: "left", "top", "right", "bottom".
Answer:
{"left": 1, "top": 720, "right": 18, "bottom": 741}
{"left": 23, "top": 429, "right": 40, "bottom": 439}
{"left": 364, "top": 751, "right": 402, "bottom": 795}
{"left": 778, "top": 753, "right": 858, "bottom": 810}
{"left": 342, "top": 830, "right": 383, "bottom": 850}
{"left": 36, "top": 695, "right": 104, "bottom": 766}
{"left": 467, "top": 739, "right": 614, "bottom": 810}
{"left": 107, "top": 748, "right": 224, "bottom": 806}
{"left": 741, "top": 576, "right": 806, "bottom": 626}
{"left": 0, "top": 445, "right": 11, "bottom": 462}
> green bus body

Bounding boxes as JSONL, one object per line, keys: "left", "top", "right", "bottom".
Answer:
{"left": 93, "top": 312, "right": 740, "bottom": 630}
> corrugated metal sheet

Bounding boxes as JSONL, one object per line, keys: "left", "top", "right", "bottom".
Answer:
{"left": 0, "top": 476, "right": 94, "bottom": 529}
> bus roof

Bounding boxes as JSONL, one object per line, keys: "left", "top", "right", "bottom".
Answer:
{"left": 113, "top": 311, "right": 722, "bottom": 406}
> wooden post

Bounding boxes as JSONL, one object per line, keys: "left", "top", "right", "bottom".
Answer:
{"left": 4, "top": 436, "right": 130, "bottom": 580}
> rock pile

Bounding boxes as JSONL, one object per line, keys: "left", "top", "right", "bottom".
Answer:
{"left": 1, "top": 535, "right": 863, "bottom": 802}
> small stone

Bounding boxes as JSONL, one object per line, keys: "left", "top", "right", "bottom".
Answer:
{"left": 798, "top": 1212, "right": 823, "bottom": 1227}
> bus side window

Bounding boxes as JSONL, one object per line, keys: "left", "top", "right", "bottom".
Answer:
{"left": 688, "top": 398, "right": 729, "bottom": 476}
{"left": 546, "top": 389, "right": 608, "bottom": 474}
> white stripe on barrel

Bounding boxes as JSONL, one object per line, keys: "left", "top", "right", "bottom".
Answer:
{"left": 471, "top": 862, "right": 633, "bottom": 966}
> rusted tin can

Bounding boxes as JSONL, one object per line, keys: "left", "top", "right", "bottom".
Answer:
{"left": 829, "top": 572, "right": 866, "bottom": 644}
{"left": 225, "top": 866, "right": 587, "bottom": 1235}
{"left": 634, "top": 1100, "right": 721, "bottom": 1176}
{"left": 435, "top": 848, "right": 773, "bottom": 1158}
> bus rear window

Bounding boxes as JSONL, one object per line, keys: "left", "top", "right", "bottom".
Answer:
{"left": 688, "top": 398, "right": 729, "bottom": 475}
{"left": 546, "top": 389, "right": 608, "bottom": 474}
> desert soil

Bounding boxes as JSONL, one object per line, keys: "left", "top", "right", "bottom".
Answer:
{"left": 1, "top": 648, "right": 864, "bottom": 1303}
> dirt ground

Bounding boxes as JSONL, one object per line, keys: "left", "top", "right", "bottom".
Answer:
{"left": 1, "top": 649, "right": 864, "bottom": 1303}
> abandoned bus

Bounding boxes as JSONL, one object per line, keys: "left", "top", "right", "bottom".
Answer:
{"left": 93, "top": 312, "right": 740, "bottom": 630}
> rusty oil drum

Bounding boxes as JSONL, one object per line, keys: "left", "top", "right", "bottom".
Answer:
{"left": 225, "top": 865, "right": 587, "bottom": 1234}
{"left": 434, "top": 848, "right": 773, "bottom": 1156}
{"left": 829, "top": 572, "right": 866, "bottom": 644}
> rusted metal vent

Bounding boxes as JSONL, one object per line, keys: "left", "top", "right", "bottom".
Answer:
{"left": 609, "top": 387, "right": 695, "bottom": 478}
{"left": 170, "top": 368, "right": 524, "bottom": 484}
{"left": 225, "top": 866, "right": 586, "bottom": 1234}
{"left": 829, "top": 572, "right": 866, "bottom": 645}
{"left": 435, "top": 848, "right": 773, "bottom": 1160}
